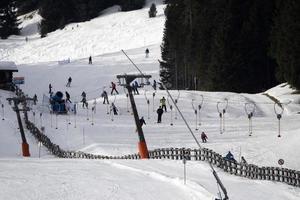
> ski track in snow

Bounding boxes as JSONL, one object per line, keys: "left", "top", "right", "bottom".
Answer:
{"left": 103, "top": 160, "right": 214, "bottom": 200}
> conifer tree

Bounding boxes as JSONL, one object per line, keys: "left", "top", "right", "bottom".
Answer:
{"left": 270, "top": 0, "right": 300, "bottom": 89}
{"left": 0, "top": 0, "right": 20, "bottom": 39}
{"left": 148, "top": 3, "right": 157, "bottom": 18}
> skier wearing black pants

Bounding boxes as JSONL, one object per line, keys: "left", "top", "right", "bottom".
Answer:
{"left": 156, "top": 106, "right": 164, "bottom": 123}
{"left": 65, "top": 91, "right": 71, "bottom": 103}
{"left": 101, "top": 90, "right": 109, "bottom": 104}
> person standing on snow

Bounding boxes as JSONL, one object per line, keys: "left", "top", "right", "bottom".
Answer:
{"left": 201, "top": 131, "right": 208, "bottom": 143}
{"left": 101, "top": 90, "right": 109, "bottom": 104}
{"left": 145, "top": 48, "right": 149, "bottom": 58}
{"left": 65, "top": 91, "right": 71, "bottom": 103}
{"left": 81, "top": 91, "right": 88, "bottom": 108}
{"left": 111, "top": 103, "right": 118, "bottom": 115}
{"left": 139, "top": 116, "right": 146, "bottom": 127}
{"left": 110, "top": 82, "right": 119, "bottom": 95}
{"left": 66, "top": 77, "right": 72, "bottom": 87}
{"left": 89, "top": 56, "right": 92, "bottom": 64}
{"left": 49, "top": 83, "right": 52, "bottom": 94}
{"left": 156, "top": 106, "right": 164, "bottom": 123}
{"left": 33, "top": 94, "right": 38, "bottom": 105}
{"left": 152, "top": 80, "right": 157, "bottom": 90}
{"left": 136, "top": 117, "right": 146, "bottom": 132}
{"left": 132, "top": 81, "right": 139, "bottom": 95}
{"left": 160, "top": 97, "right": 167, "bottom": 112}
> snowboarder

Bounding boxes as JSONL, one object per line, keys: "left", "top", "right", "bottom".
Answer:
{"left": 33, "top": 94, "right": 38, "bottom": 105}
{"left": 66, "top": 77, "right": 72, "bottom": 87}
{"left": 110, "top": 82, "right": 119, "bottom": 95}
{"left": 224, "top": 151, "right": 236, "bottom": 163}
{"left": 241, "top": 156, "right": 248, "bottom": 165}
{"left": 49, "top": 83, "right": 52, "bottom": 94}
{"left": 65, "top": 91, "right": 71, "bottom": 103}
{"left": 156, "top": 106, "right": 164, "bottom": 123}
{"left": 88, "top": 56, "right": 92, "bottom": 64}
{"left": 81, "top": 91, "right": 88, "bottom": 108}
{"left": 145, "top": 48, "right": 149, "bottom": 58}
{"left": 110, "top": 103, "right": 118, "bottom": 115}
{"left": 160, "top": 97, "right": 167, "bottom": 112}
{"left": 152, "top": 79, "right": 157, "bottom": 90}
{"left": 101, "top": 90, "right": 109, "bottom": 104}
{"left": 201, "top": 131, "right": 208, "bottom": 143}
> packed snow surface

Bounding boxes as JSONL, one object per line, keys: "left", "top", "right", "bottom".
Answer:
{"left": 0, "top": 1, "right": 300, "bottom": 199}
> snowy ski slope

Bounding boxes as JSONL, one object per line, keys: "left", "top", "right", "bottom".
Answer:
{"left": 0, "top": 1, "right": 300, "bottom": 199}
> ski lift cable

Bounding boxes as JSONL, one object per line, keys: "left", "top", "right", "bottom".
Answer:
{"left": 159, "top": 81, "right": 229, "bottom": 199}
{"left": 120, "top": 52, "right": 229, "bottom": 199}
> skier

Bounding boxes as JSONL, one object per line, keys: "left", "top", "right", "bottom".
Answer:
{"left": 224, "top": 151, "right": 236, "bottom": 163}
{"left": 145, "top": 48, "right": 149, "bottom": 58}
{"left": 201, "top": 131, "right": 208, "bottom": 143}
{"left": 110, "top": 103, "right": 118, "bottom": 115}
{"left": 33, "top": 94, "right": 38, "bottom": 105}
{"left": 132, "top": 81, "right": 139, "bottom": 95}
{"left": 241, "top": 156, "right": 248, "bottom": 165}
{"left": 49, "top": 83, "right": 52, "bottom": 94}
{"left": 134, "top": 81, "right": 139, "bottom": 94}
{"left": 88, "top": 56, "right": 92, "bottom": 64}
{"left": 160, "top": 97, "right": 167, "bottom": 112}
{"left": 156, "top": 106, "right": 164, "bottom": 123}
{"left": 110, "top": 82, "right": 119, "bottom": 95}
{"left": 66, "top": 77, "right": 72, "bottom": 87}
{"left": 139, "top": 116, "right": 146, "bottom": 127}
{"left": 136, "top": 117, "right": 146, "bottom": 132}
{"left": 65, "top": 91, "right": 71, "bottom": 103}
{"left": 81, "top": 91, "right": 88, "bottom": 108}
{"left": 101, "top": 90, "right": 109, "bottom": 104}
{"left": 152, "top": 79, "right": 157, "bottom": 90}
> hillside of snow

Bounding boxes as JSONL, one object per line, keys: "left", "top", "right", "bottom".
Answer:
{"left": 1, "top": 1, "right": 300, "bottom": 200}
{"left": 0, "top": 2, "right": 165, "bottom": 64}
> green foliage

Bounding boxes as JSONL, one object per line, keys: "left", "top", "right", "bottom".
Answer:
{"left": 148, "top": 3, "right": 157, "bottom": 18}
{"left": 0, "top": 0, "right": 20, "bottom": 39}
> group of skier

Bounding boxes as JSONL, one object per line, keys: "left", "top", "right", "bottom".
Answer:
{"left": 46, "top": 74, "right": 251, "bottom": 166}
